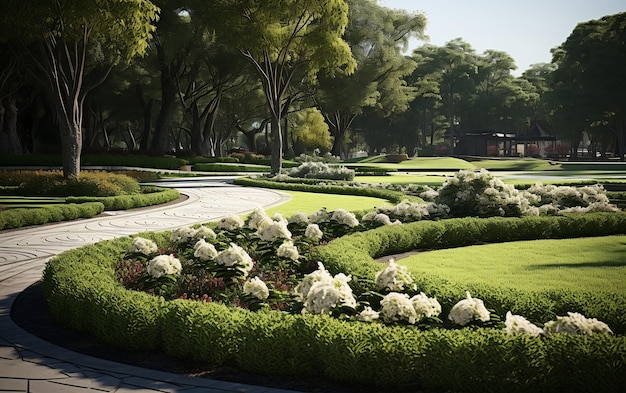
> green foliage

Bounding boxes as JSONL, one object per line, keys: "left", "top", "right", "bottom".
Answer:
{"left": 0, "top": 155, "right": 189, "bottom": 170}
{"left": 192, "top": 163, "right": 268, "bottom": 172}
{"left": 67, "top": 186, "right": 180, "bottom": 210}
{"left": 0, "top": 202, "right": 104, "bottom": 230}
{"left": 17, "top": 171, "right": 140, "bottom": 197}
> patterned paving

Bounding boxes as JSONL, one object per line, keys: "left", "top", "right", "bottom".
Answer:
{"left": 0, "top": 176, "right": 299, "bottom": 393}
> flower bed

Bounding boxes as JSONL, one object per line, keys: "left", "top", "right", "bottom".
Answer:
{"left": 42, "top": 171, "right": 626, "bottom": 392}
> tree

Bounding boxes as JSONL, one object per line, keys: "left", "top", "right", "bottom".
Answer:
{"left": 549, "top": 12, "right": 626, "bottom": 160}
{"left": 1, "top": 0, "right": 158, "bottom": 177}
{"left": 209, "top": 0, "right": 356, "bottom": 174}
{"left": 314, "top": 0, "right": 426, "bottom": 158}
{"left": 290, "top": 108, "right": 331, "bottom": 154}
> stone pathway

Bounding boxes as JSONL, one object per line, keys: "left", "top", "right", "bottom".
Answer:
{"left": 0, "top": 176, "right": 302, "bottom": 393}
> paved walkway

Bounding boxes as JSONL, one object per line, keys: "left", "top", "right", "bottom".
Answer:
{"left": 0, "top": 176, "right": 303, "bottom": 393}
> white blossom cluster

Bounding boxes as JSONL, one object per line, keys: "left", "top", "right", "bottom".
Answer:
{"left": 277, "top": 240, "right": 299, "bottom": 261}
{"left": 378, "top": 292, "right": 441, "bottom": 324}
{"left": 504, "top": 312, "right": 544, "bottom": 337}
{"left": 330, "top": 208, "right": 360, "bottom": 228}
{"left": 294, "top": 262, "right": 356, "bottom": 314}
{"left": 361, "top": 212, "right": 402, "bottom": 227}
{"left": 287, "top": 161, "right": 355, "bottom": 181}
{"left": 193, "top": 239, "right": 218, "bottom": 261}
{"left": 287, "top": 211, "right": 309, "bottom": 225}
{"left": 218, "top": 215, "right": 245, "bottom": 231}
{"left": 215, "top": 243, "right": 254, "bottom": 276}
{"left": 129, "top": 237, "right": 158, "bottom": 255}
{"left": 304, "top": 223, "right": 324, "bottom": 240}
{"left": 146, "top": 254, "right": 182, "bottom": 278}
{"left": 543, "top": 312, "right": 613, "bottom": 336}
{"left": 170, "top": 225, "right": 216, "bottom": 244}
{"left": 256, "top": 219, "right": 292, "bottom": 241}
{"left": 376, "top": 200, "right": 450, "bottom": 223}
{"left": 243, "top": 277, "right": 270, "bottom": 300}
{"left": 448, "top": 291, "right": 491, "bottom": 326}
{"left": 375, "top": 259, "right": 416, "bottom": 291}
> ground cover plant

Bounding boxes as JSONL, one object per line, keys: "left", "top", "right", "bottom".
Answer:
{"left": 42, "top": 169, "right": 626, "bottom": 392}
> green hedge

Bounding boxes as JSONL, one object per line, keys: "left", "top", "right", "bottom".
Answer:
{"left": 0, "top": 202, "right": 104, "bottom": 230}
{"left": 41, "top": 213, "right": 626, "bottom": 392}
{"left": 0, "top": 154, "right": 188, "bottom": 170}
{"left": 234, "top": 176, "right": 420, "bottom": 204}
{"left": 192, "top": 163, "right": 269, "bottom": 172}
{"left": 67, "top": 186, "right": 180, "bottom": 210}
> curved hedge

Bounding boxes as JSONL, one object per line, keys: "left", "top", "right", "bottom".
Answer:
{"left": 1, "top": 187, "right": 180, "bottom": 230}
{"left": 234, "top": 176, "right": 420, "bottom": 203}
{"left": 42, "top": 213, "right": 626, "bottom": 392}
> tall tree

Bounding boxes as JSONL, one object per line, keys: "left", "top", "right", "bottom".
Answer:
{"left": 1, "top": 0, "right": 158, "bottom": 177}
{"left": 314, "top": 0, "right": 426, "bottom": 158}
{"left": 208, "top": 0, "right": 356, "bottom": 173}
{"left": 549, "top": 12, "right": 626, "bottom": 160}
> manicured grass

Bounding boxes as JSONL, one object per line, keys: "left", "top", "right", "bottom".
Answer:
{"left": 349, "top": 157, "right": 475, "bottom": 171}
{"left": 469, "top": 158, "right": 560, "bottom": 171}
{"left": 355, "top": 173, "right": 450, "bottom": 185}
{"left": 264, "top": 190, "right": 392, "bottom": 216}
{"left": 0, "top": 196, "right": 67, "bottom": 209}
{"left": 400, "top": 235, "right": 626, "bottom": 295}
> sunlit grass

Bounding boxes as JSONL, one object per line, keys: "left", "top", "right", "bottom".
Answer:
{"left": 355, "top": 174, "right": 449, "bottom": 186}
{"left": 400, "top": 236, "right": 626, "bottom": 295}
{"left": 469, "top": 158, "right": 559, "bottom": 171}
{"left": 264, "top": 190, "right": 392, "bottom": 216}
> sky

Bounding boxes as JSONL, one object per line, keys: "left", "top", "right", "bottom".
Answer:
{"left": 378, "top": 0, "right": 625, "bottom": 76}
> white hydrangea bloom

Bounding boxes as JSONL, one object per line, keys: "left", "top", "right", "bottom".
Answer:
{"left": 448, "top": 291, "right": 490, "bottom": 326}
{"left": 193, "top": 239, "right": 218, "bottom": 261}
{"left": 304, "top": 223, "right": 324, "bottom": 240}
{"left": 410, "top": 292, "right": 442, "bottom": 321}
{"left": 293, "top": 262, "right": 333, "bottom": 302}
{"left": 331, "top": 209, "right": 359, "bottom": 227}
{"left": 277, "top": 240, "right": 299, "bottom": 261}
{"left": 362, "top": 212, "right": 396, "bottom": 226}
{"left": 218, "top": 215, "right": 245, "bottom": 231}
{"left": 543, "top": 312, "right": 613, "bottom": 336}
{"left": 170, "top": 226, "right": 198, "bottom": 244}
{"left": 215, "top": 243, "right": 254, "bottom": 276}
{"left": 301, "top": 273, "right": 356, "bottom": 314}
{"left": 288, "top": 211, "right": 309, "bottom": 225}
{"left": 146, "top": 254, "right": 182, "bottom": 278}
{"left": 256, "top": 219, "right": 292, "bottom": 241}
{"left": 504, "top": 312, "right": 543, "bottom": 337}
{"left": 375, "top": 259, "right": 415, "bottom": 291}
{"left": 194, "top": 225, "right": 217, "bottom": 240}
{"left": 247, "top": 208, "right": 271, "bottom": 230}
{"left": 243, "top": 277, "right": 270, "bottom": 300}
{"left": 380, "top": 292, "right": 418, "bottom": 324}
{"left": 309, "top": 208, "right": 330, "bottom": 223}
{"left": 129, "top": 237, "right": 158, "bottom": 255}
{"left": 271, "top": 212, "right": 288, "bottom": 224}
{"left": 419, "top": 187, "right": 439, "bottom": 201}
{"left": 357, "top": 306, "right": 380, "bottom": 322}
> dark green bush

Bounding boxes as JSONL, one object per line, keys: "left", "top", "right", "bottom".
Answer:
{"left": 0, "top": 154, "right": 188, "bottom": 169}
{"left": 18, "top": 171, "right": 141, "bottom": 197}
{"left": 192, "top": 163, "right": 269, "bottom": 172}
{"left": 67, "top": 186, "right": 179, "bottom": 210}
{"left": 0, "top": 202, "right": 104, "bottom": 230}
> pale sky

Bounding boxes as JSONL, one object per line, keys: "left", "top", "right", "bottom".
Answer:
{"left": 379, "top": 0, "right": 625, "bottom": 76}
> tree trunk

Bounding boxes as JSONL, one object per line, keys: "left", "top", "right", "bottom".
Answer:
{"left": 270, "top": 114, "right": 282, "bottom": 174}
{"left": 2, "top": 96, "right": 23, "bottom": 154}
{"left": 59, "top": 119, "right": 81, "bottom": 178}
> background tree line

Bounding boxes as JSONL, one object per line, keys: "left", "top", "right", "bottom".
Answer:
{"left": 1, "top": 1, "right": 624, "bottom": 177}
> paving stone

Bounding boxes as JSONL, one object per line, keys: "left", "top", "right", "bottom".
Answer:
{"left": 0, "top": 361, "right": 68, "bottom": 379}
{"left": 0, "top": 378, "right": 28, "bottom": 392}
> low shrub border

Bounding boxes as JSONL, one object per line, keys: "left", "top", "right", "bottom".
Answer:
{"left": 0, "top": 187, "right": 179, "bottom": 230}
{"left": 234, "top": 176, "right": 420, "bottom": 204}
{"left": 42, "top": 212, "right": 626, "bottom": 392}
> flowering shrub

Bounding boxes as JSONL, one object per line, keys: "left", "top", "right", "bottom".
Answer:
{"left": 129, "top": 237, "right": 158, "bottom": 255}
{"left": 380, "top": 292, "right": 418, "bottom": 324}
{"left": 146, "top": 254, "right": 182, "bottom": 278}
{"left": 294, "top": 263, "right": 356, "bottom": 315}
{"left": 448, "top": 291, "right": 491, "bottom": 326}
{"left": 287, "top": 161, "right": 355, "bottom": 181}
{"left": 375, "top": 259, "right": 416, "bottom": 291}
{"left": 243, "top": 277, "right": 270, "bottom": 301}
{"left": 193, "top": 239, "right": 218, "bottom": 261}
{"left": 504, "top": 312, "right": 543, "bottom": 337}
{"left": 218, "top": 215, "right": 245, "bottom": 231}
{"left": 543, "top": 312, "right": 613, "bottom": 336}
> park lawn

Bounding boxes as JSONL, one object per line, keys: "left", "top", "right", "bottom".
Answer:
{"left": 264, "top": 190, "right": 392, "bottom": 217}
{"left": 349, "top": 157, "right": 475, "bottom": 171}
{"left": 355, "top": 173, "right": 449, "bottom": 186}
{"left": 0, "top": 196, "right": 67, "bottom": 209}
{"left": 400, "top": 235, "right": 626, "bottom": 295}
{"left": 468, "top": 158, "right": 560, "bottom": 171}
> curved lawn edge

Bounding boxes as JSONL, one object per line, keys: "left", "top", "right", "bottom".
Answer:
{"left": 42, "top": 213, "right": 626, "bottom": 392}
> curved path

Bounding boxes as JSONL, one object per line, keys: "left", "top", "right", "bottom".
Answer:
{"left": 0, "top": 176, "right": 302, "bottom": 393}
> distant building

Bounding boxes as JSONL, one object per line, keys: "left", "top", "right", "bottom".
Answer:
{"left": 452, "top": 123, "right": 557, "bottom": 157}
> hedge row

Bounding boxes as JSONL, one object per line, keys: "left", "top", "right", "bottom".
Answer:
{"left": 234, "top": 176, "right": 420, "bottom": 204}
{"left": 1, "top": 187, "right": 179, "bottom": 230}
{"left": 0, "top": 202, "right": 105, "bottom": 230}
{"left": 315, "top": 212, "right": 626, "bottom": 334}
{"left": 0, "top": 154, "right": 188, "bottom": 170}
{"left": 42, "top": 213, "right": 626, "bottom": 392}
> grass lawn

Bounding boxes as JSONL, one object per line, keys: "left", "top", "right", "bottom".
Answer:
{"left": 349, "top": 157, "right": 475, "bottom": 171}
{"left": 468, "top": 158, "right": 560, "bottom": 171}
{"left": 400, "top": 235, "right": 626, "bottom": 295}
{"left": 0, "top": 196, "right": 67, "bottom": 210}
{"left": 264, "top": 190, "right": 392, "bottom": 217}
{"left": 355, "top": 173, "right": 450, "bottom": 186}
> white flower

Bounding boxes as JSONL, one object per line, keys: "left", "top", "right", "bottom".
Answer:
{"left": 357, "top": 306, "right": 380, "bottom": 322}
{"left": 504, "top": 312, "right": 543, "bottom": 337}
{"left": 215, "top": 243, "right": 254, "bottom": 276}
{"left": 448, "top": 292, "right": 490, "bottom": 326}
{"left": 256, "top": 219, "right": 292, "bottom": 241}
{"left": 218, "top": 215, "right": 244, "bottom": 231}
{"left": 331, "top": 209, "right": 359, "bottom": 227}
{"left": 277, "top": 240, "right": 299, "bottom": 261}
{"left": 129, "top": 237, "right": 158, "bottom": 255}
{"left": 170, "top": 226, "right": 197, "bottom": 244}
{"left": 271, "top": 212, "right": 288, "bottom": 224}
{"left": 294, "top": 262, "right": 356, "bottom": 314}
{"left": 410, "top": 292, "right": 442, "bottom": 321}
{"left": 380, "top": 292, "right": 418, "bottom": 324}
{"left": 304, "top": 223, "right": 323, "bottom": 240}
{"left": 309, "top": 208, "right": 330, "bottom": 224}
{"left": 288, "top": 211, "right": 309, "bottom": 225}
{"left": 247, "top": 208, "right": 271, "bottom": 230}
{"left": 146, "top": 254, "right": 182, "bottom": 278}
{"left": 194, "top": 225, "right": 217, "bottom": 240}
{"left": 543, "top": 312, "right": 613, "bottom": 336}
{"left": 375, "top": 259, "right": 415, "bottom": 291}
{"left": 243, "top": 277, "right": 270, "bottom": 300}
{"left": 193, "top": 239, "right": 218, "bottom": 261}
